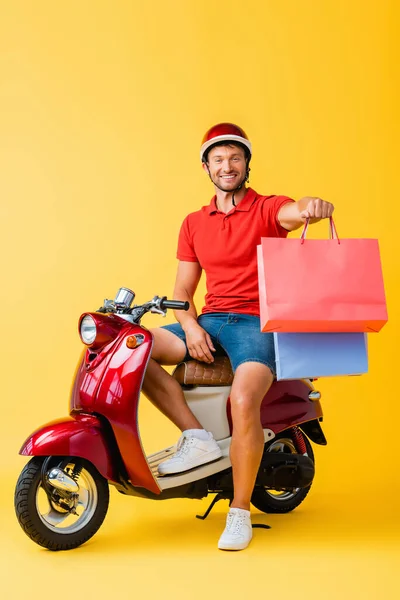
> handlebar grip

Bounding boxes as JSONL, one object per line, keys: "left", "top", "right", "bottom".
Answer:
{"left": 160, "top": 299, "right": 190, "bottom": 311}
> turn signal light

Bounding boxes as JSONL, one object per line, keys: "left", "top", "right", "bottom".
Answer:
{"left": 126, "top": 336, "right": 138, "bottom": 349}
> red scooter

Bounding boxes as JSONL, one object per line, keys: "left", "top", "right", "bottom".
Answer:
{"left": 14, "top": 287, "right": 326, "bottom": 551}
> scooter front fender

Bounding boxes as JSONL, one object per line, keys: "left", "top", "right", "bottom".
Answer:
{"left": 19, "top": 413, "right": 119, "bottom": 482}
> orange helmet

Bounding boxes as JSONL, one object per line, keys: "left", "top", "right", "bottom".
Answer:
{"left": 200, "top": 122, "right": 252, "bottom": 162}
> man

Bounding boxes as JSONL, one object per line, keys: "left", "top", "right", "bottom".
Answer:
{"left": 142, "top": 123, "right": 334, "bottom": 551}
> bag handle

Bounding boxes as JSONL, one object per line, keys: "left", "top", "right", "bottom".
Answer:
{"left": 300, "top": 217, "right": 340, "bottom": 245}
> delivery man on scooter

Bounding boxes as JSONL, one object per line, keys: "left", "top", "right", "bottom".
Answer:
{"left": 142, "top": 123, "right": 334, "bottom": 551}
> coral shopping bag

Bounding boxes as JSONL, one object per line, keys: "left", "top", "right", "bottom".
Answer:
{"left": 273, "top": 332, "right": 368, "bottom": 380}
{"left": 257, "top": 218, "right": 388, "bottom": 333}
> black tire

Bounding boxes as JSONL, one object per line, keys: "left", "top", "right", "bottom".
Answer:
{"left": 14, "top": 456, "right": 109, "bottom": 551}
{"left": 251, "top": 431, "right": 314, "bottom": 514}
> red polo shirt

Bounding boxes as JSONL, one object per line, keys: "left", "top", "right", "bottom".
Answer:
{"left": 177, "top": 187, "right": 294, "bottom": 316}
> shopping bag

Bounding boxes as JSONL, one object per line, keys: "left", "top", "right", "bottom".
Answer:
{"left": 273, "top": 332, "right": 368, "bottom": 380}
{"left": 257, "top": 218, "right": 388, "bottom": 333}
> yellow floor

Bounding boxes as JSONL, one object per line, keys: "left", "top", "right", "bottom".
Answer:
{"left": 2, "top": 468, "right": 399, "bottom": 600}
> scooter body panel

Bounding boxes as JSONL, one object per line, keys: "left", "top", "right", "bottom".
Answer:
{"left": 69, "top": 316, "right": 134, "bottom": 414}
{"left": 92, "top": 324, "right": 160, "bottom": 494}
{"left": 19, "top": 413, "right": 120, "bottom": 482}
{"left": 69, "top": 316, "right": 160, "bottom": 493}
{"left": 259, "top": 380, "right": 323, "bottom": 432}
{"left": 222, "top": 379, "right": 323, "bottom": 436}
{"left": 184, "top": 386, "right": 231, "bottom": 440}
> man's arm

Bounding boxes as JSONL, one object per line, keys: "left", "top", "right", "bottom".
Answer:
{"left": 171, "top": 260, "right": 216, "bottom": 363}
{"left": 278, "top": 196, "right": 335, "bottom": 232}
{"left": 172, "top": 261, "right": 202, "bottom": 330}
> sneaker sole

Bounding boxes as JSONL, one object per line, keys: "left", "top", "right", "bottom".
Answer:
{"left": 157, "top": 448, "right": 223, "bottom": 476}
{"left": 218, "top": 538, "right": 252, "bottom": 551}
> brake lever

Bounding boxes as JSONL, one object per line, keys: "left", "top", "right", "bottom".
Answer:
{"left": 148, "top": 295, "right": 166, "bottom": 317}
{"left": 150, "top": 307, "right": 167, "bottom": 317}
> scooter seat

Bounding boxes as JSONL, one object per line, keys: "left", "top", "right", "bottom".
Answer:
{"left": 172, "top": 356, "right": 234, "bottom": 387}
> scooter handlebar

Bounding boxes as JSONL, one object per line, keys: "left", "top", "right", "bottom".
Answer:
{"left": 160, "top": 299, "right": 190, "bottom": 311}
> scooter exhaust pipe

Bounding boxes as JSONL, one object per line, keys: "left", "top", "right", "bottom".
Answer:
{"left": 46, "top": 468, "right": 79, "bottom": 493}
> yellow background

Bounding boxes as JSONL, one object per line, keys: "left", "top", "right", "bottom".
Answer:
{"left": 1, "top": 1, "right": 399, "bottom": 598}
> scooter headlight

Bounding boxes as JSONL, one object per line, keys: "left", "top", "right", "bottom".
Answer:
{"left": 80, "top": 315, "right": 97, "bottom": 345}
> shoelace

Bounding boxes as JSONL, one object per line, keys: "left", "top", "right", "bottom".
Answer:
{"left": 173, "top": 435, "right": 194, "bottom": 458}
{"left": 225, "top": 512, "right": 247, "bottom": 535}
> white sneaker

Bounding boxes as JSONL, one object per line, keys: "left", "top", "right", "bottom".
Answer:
{"left": 157, "top": 432, "right": 222, "bottom": 475}
{"left": 218, "top": 508, "right": 253, "bottom": 551}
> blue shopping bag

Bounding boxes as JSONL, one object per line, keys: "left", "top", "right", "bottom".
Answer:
{"left": 273, "top": 332, "right": 368, "bottom": 380}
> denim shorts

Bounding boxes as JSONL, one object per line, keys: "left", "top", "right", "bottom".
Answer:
{"left": 160, "top": 312, "right": 276, "bottom": 374}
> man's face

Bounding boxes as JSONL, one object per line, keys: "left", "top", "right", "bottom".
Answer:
{"left": 203, "top": 144, "right": 247, "bottom": 192}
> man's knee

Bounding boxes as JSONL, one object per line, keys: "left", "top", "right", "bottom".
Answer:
{"left": 149, "top": 327, "right": 187, "bottom": 365}
{"left": 230, "top": 394, "right": 261, "bottom": 418}
{"left": 230, "top": 361, "right": 274, "bottom": 418}
{"left": 232, "top": 362, "right": 273, "bottom": 394}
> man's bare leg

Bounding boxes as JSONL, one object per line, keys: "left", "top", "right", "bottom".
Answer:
{"left": 143, "top": 328, "right": 222, "bottom": 475}
{"left": 229, "top": 362, "right": 274, "bottom": 510}
{"left": 141, "top": 328, "right": 203, "bottom": 431}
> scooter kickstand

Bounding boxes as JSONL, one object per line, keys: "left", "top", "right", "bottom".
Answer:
{"left": 196, "top": 493, "right": 229, "bottom": 520}
{"left": 196, "top": 495, "right": 272, "bottom": 529}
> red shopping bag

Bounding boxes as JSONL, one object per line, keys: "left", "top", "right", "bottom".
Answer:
{"left": 257, "top": 218, "right": 388, "bottom": 333}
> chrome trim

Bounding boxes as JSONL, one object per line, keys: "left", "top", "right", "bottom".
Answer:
{"left": 37, "top": 465, "right": 98, "bottom": 534}
{"left": 46, "top": 468, "right": 79, "bottom": 493}
{"left": 116, "top": 313, "right": 136, "bottom": 323}
{"left": 114, "top": 287, "right": 135, "bottom": 308}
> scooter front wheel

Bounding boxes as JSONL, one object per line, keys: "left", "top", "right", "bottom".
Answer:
{"left": 14, "top": 456, "right": 109, "bottom": 551}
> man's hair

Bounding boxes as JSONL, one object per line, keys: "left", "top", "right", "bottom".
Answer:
{"left": 202, "top": 141, "right": 251, "bottom": 164}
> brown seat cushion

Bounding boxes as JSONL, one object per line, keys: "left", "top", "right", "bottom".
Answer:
{"left": 172, "top": 356, "right": 233, "bottom": 386}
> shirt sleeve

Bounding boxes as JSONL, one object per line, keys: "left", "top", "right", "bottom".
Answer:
{"left": 176, "top": 215, "right": 199, "bottom": 262}
{"left": 262, "top": 195, "right": 296, "bottom": 237}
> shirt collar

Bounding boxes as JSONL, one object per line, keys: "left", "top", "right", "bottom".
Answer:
{"left": 207, "top": 187, "right": 258, "bottom": 215}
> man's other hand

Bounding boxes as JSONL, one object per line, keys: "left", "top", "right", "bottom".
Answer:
{"left": 185, "top": 323, "right": 216, "bottom": 363}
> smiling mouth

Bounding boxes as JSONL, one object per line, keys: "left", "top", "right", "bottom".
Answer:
{"left": 220, "top": 174, "right": 237, "bottom": 180}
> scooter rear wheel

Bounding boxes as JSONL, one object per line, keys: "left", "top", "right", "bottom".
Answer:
{"left": 14, "top": 456, "right": 109, "bottom": 551}
{"left": 251, "top": 432, "right": 314, "bottom": 514}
